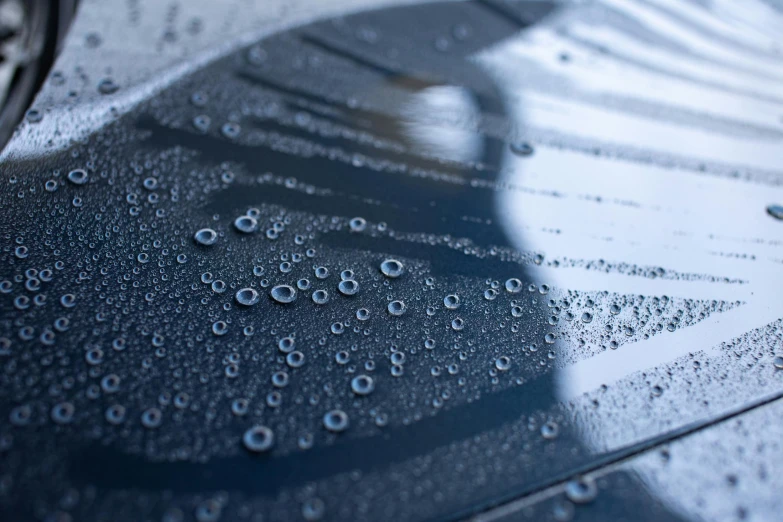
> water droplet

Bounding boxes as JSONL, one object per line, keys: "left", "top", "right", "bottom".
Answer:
{"left": 278, "top": 337, "right": 295, "bottom": 353}
{"left": 774, "top": 356, "right": 783, "bottom": 369}
{"left": 565, "top": 476, "right": 597, "bottom": 504}
{"left": 234, "top": 215, "right": 258, "bottom": 234}
{"left": 581, "top": 312, "right": 593, "bottom": 323}
{"left": 286, "top": 351, "right": 305, "bottom": 368}
{"left": 270, "top": 285, "right": 296, "bottom": 304}
{"left": 504, "top": 278, "right": 523, "bottom": 293}
{"left": 221, "top": 122, "right": 241, "bottom": 139}
{"left": 271, "top": 371, "right": 289, "bottom": 388}
{"left": 67, "top": 169, "right": 88, "bottom": 185}
{"left": 105, "top": 404, "right": 126, "bottom": 425}
{"left": 387, "top": 300, "right": 406, "bottom": 316}
{"left": 193, "top": 114, "right": 211, "bottom": 132}
{"left": 338, "top": 279, "right": 360, "bottom": 296}
{"left": 266, "top": 391, "right": 282, "bottom": 408}
{"left": 323, "top": 410, "right": 349, "bottom": 432}
{"left": 312, "top": 289, "right": 329, "bottom": 305}
{"left": 541, "top": 420, "right": 559, "bottom": 439}
{"left": 231, "top": 399, "right": 249, "bottom": 415}
{"left": 212, "top": 321, "right": 228, "bottom": 336}
{"left": 443, "top": 294, "right": 460, "bottom": 309}
{"left": 495, "top": 356, "right": 511, "bottom": 371}
{"left": 349, "top": 217, "right": 367, "bottom": 232}
{"left": 97, "top": 78, "right": 119, "bottom": 95}
{"left": 380, "top": 259, "right": 404, "bottom": 278}
{"left": 243, "top": 425, "right": 274, "bottom": 452}
{"left": 510, "top": 141, "right": 534, "bottom": 156}
{"left": 194, "top": 228, "right": 218, "bottom": 246}
{"left": 235, "top": 288, "right": 259, "bottom": 306}
{"left": 191, "top": 91, "right": 209, "bottom": 107}
{"left": 767, "top": 204, "right": 783, "bottom": 220}
{"left": 484, "top": 288, "right": 498, "bottom": 300}
{"left": 390, "top": 351, "right": 406, "bottom": 365}
{"left": 10, "top": 405, "right": 32, "bottom": 426}
{"left": 351, "top": 375, "right": 375, "bottom": 395}
{"left": 26, "top": 109, "right": 43, "bottom": 123}
{"left": 141, "top": 407, "right": 162, "bottom": 428}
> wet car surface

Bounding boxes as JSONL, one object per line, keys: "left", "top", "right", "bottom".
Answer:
{"left": 1, "top": 0, "right": 783, "bottom": 521}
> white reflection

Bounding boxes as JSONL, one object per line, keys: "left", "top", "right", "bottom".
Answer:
{"left": 473, "top": 0, "right": 783, "bottom": 518}
{"left": 472, "top": 0, "right": 783, "bottom": 401}
{"left": 400, "top": 85, "right": 481, "bottom": 163}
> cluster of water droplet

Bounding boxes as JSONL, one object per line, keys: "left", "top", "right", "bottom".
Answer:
{"left": 4, "top": 10, "right": 774, "bottom": 519}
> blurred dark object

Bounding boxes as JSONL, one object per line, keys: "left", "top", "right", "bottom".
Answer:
{"left": 0, "top": 0, "right": 76, "bottom": 150}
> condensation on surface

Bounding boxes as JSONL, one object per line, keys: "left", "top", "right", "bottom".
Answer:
{"left": 1, "top": 0, "right": 782, "bottom": 521}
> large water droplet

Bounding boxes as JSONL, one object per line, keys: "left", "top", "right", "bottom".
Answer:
{"left": 67, "top": 169, "right": 88, "bottom": 185}
{"left": 286, "top": 351, "right": 305, "bottom": 368}
{"left": 312, "top": 289, "right": 329, "bottom": 305}
{"left": 278, "top": 337, "right": 295, "bottom": 353}
{"left": 338, "top": 279, "right": 360, "bottom": 296}
{"left": 387, "top": 300, "right": 406, "bottom": 316}
{"left": 270, "top": 285, "right": 296, "bottom": 304}
{"left": 194, "top": 228, "right": 218, "bottom": 246}
{"left": 504, "top": 278, "right": 523, "bottom": 293}
{"left": 380, "top": 259, "right": 404, "bottom": 278}
{"left": 495, "top": 356, "right": 511, "bottom": 371}
{"left": 351, "top": 375, "right": 375, "bottom": 395}
{"left": 443, "top": 294, "right": 460, "bottom": 309}
{"left": 234, "top": 215, "right": 258, "bottom": 234}
{"left": 235, "top": 288, "right": 259, "bottom": 306}
{"left": 349, "top": 217, "right": 367, "bottom": 232}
